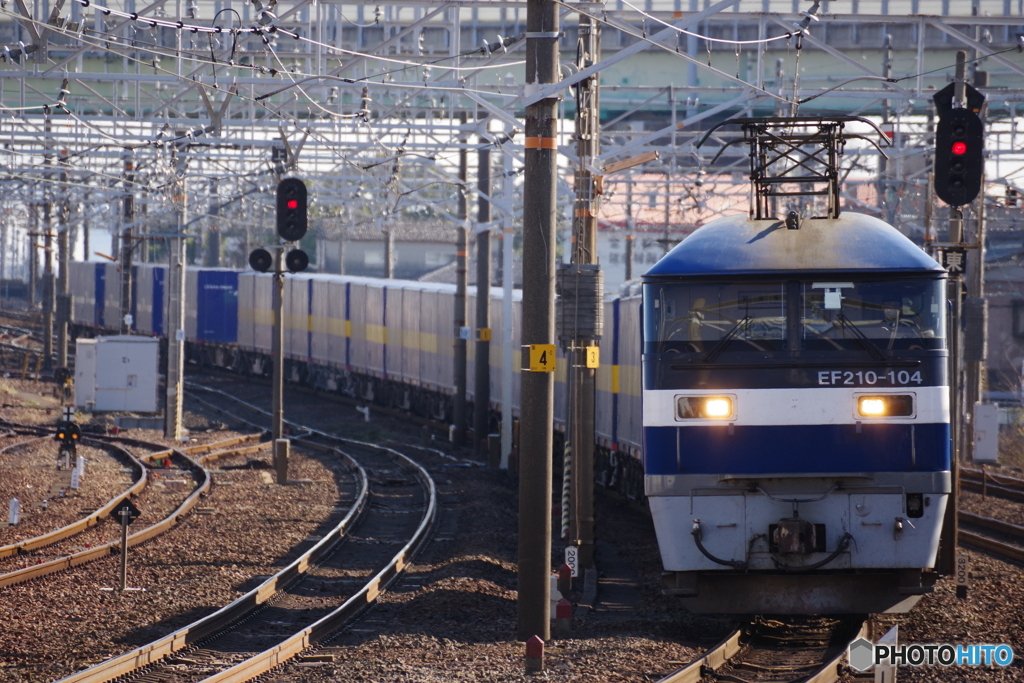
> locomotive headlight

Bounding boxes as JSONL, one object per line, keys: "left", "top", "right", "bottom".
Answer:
{"left": 705, "top": 398, "right": 732, "bottom": 418}
{"left": 676, "top": 396, "right": 734, "bottom": 420}
{"left": 858, "top": 398, "right": 886, "bottom": 416}
{"left": 857, "top": 394, "right": 914, "bottom": 418}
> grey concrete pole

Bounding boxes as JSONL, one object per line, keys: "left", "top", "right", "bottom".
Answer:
{"left": 453, "top": 126, "right": 469, "bottom": 451}
{"left": 57, "top": 170, "right": 70, "bottom": 368}
{"left": 164, "top": 171, "right": 187, "bottom": 441}
{"left": 28, "top": 204, "right": 37, "bottom": 308}
{"left": 206, "top": 179, "right": 220, "bottom": 267}
{"left": 43, "top": 127, "right": 54, "bottom": 368}
{"left": 120, "top": 155, "right": 134, "bottom": 335}
{"left": 272, "top": 245, "right": 285, "bottom": 442}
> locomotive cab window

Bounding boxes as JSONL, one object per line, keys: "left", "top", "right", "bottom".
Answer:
{"left": 802, "top": 279, "right": 945, "bottom": 352}
{"left": 644, "top": 277, "right": 946, "bottom": 358}
{"left": 644, "top": 282, "right": 786, "bottom": 355}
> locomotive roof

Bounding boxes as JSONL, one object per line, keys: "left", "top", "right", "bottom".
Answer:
{"left": 645, "top": 212, "right": 944, "bottom": 278}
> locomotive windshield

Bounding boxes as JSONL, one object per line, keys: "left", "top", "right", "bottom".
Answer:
{"left": 644, "top": 278, "right": 945, "bottom": 358}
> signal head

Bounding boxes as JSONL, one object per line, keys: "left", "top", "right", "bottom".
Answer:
{"left": 933, "top": 108, "right": 983, "bottom": 206}
{"left": 285, "top": 248, "right": 309, "bottom": 273}
{"left": 249, "top": 248, "right": 273, "bottom": 272}
{"left": 276, "top": 178, "right": 308, "bottom": 242}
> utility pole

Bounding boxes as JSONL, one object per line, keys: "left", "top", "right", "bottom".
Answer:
{"left": 82, "top": 192, "right": 90, "bottom": 262}
{"left": 624, "top": 172, "right": 634, "bottom": 282}
{"left": 880, "top": 33, "right": 894, "bottom": 224}
{"left": 56, "top": 166, "right": 70, "bottom": 369}
{"left": 453, "top": 118, "right": 469, "bottom": 451}
{"left": 474, "top": 142, "right": 492, "bottom": 460}
{"left": 43, "top": 194, "right": 53, "bottom": 367}
{"left": 383, "top": 225, "right": 394, "bottom": 278}
{"left": 518, "top": 0, "right": 559, "bottom": 642}
{"left": 559, "top": 9, "right": 602, "bottom": 571}
{"left": 500, "top": 133, "right": 514, "bottom": 469}
{"left": 164, "top": 141, "right": 188, "bottom": 441}
{"left": 43, "top": 121, "right": 54, "bottom": 369}
{"left": 272, "top": 244, "right": 285, "bottom": 440}
{"left": 206, "top": 179, "right": 220, "bottom": 267}
{"left": 28, "top": 202, "right": 37, "bottom": 308}
{"left": 964, "top": 187, "right": 987, "bottom": 466}
{"left": 120, "top": 153, "right": 134, "bottom": 334}
{"left": 0, "top": 214, "right": 6, "bottom": 296}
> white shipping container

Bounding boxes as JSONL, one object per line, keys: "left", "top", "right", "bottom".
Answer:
{"left": 75, "top": 336, "right": 160, "bottom": 413}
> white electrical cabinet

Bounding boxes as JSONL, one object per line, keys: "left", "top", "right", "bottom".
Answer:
{"left": 75, "top": 336, "right": 160, "bottom": 413}
{"left": 973, "top": 402, "right": 1000, "bottom": 464}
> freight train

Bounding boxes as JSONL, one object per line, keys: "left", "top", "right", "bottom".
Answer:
{"left": 67, "top": 120, "right": 951, "bottom": 616}
{"left": 67, "top": 262, "right": 645, "bottom": 499}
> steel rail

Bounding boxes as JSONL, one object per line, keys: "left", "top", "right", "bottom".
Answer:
{"left": 959, "top": 478, "right": 1024, "bottom": 504}
{"left": 959, "top": 511, "right": 1024, "bottom": 564}
{"left": 200, "top": 432, "right": 437, "bottom": 683}
{"left": 149, "top": 380, "right": 440, "bottom": 683}
{"left": 961, "top": 466, "right": 1024, "bottom": 490}
{"left": 655, "top": 630, "right": 743, "bottom": 683}
{"left": 0, "top": 430, "right": 259, "bottom": 562}
{"left": 54, "top": 440, "right": 369, "bottom": 683}
{"left": 959, "top": 531, "right": 1024, "bottom": 564}
{"left": 656, "top": 620, "right": 869, "bottom": 683}
{"left": 0, "top": 429, "right": 267, "bottom": 588}
{"left": 0, "top": 431, "right": 149, "bottom": 561}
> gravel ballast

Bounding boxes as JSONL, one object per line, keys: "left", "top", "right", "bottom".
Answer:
{"left": 1, "top": 374, "right": 1021, "bottom": 682}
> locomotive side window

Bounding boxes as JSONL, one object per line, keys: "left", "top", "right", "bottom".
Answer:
{"left": 644, "top": 283, "right": 786, "bottom": 355}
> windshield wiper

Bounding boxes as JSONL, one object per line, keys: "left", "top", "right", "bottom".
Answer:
{"left": 836, "top": 313, "right": 887, "bottom": 361}
{"left": 702, "top": 316, "right": 752, "bottom": 363}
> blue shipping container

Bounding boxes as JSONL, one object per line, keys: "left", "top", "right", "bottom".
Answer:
{"left": 196, "top": 270, "right": 239, "bottom": 343}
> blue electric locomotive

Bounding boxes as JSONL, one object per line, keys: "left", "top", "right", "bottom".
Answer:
{"left": 643, "top": 119, "right": 951, "bottom": 614}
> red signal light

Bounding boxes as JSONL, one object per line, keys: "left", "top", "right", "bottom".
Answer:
{"left": 286, "top": 199, "right": 299, "bottom": 209}
{"left": 951, "top": 141, "right": 968, "bottom": 155}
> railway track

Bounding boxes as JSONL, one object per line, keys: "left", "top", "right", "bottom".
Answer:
{"left": 55, "top": 381, "right": 437, "bottom": 683}
{"left": 656, "top": 616, "right": 867, "bottom": 683}
{"left": 958, "top": 510, "right": 1024, "bottom": 564}
{"left": 960, "top": 466, "right": 1024, "bottom": 503}
{"left": 957, "top": 466, "right": 1024, "bottom": 563}
{"left": 0, "top": 420, "right": 266, "bottom": 589}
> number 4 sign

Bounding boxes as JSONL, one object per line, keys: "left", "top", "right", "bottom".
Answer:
{"left": 528, "top": 344, "right": 556, "bottom": 372}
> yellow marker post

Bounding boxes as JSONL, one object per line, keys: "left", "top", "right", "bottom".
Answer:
{"left": 528, "top": 344, "right": 556, "bottom": 372}
{"left": 585, "top": 345, "right": 600, "bottom": 368}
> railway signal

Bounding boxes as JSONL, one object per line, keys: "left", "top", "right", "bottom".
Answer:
{"left": 55, "top": 420, "right": 80, "bottom": 469}
{"left": 112, "top": 497, "right": 142, "bottom": 591}
{"left": 932, "top": 82, "right": 985, "bottom": 207}
{"left": 251, "top": 178, "right": 309, "bottom": 274}
{"left": 276, "top": 177, "right": 308, "bottom": 242}
{"left": 934, "top": 108, "right": 983, "bottom": 206}
{"left": 55, "top": 420, "right": 81, "bottom": 447}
